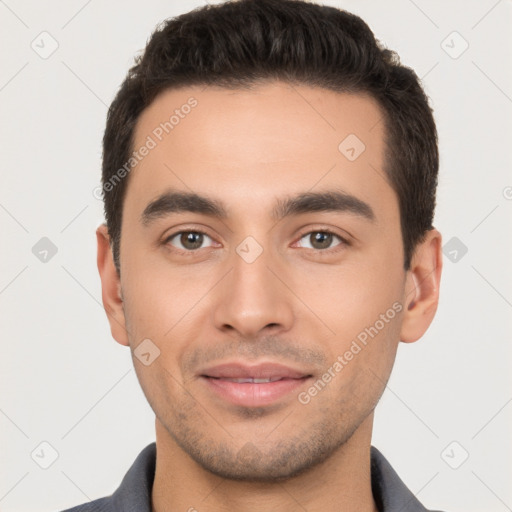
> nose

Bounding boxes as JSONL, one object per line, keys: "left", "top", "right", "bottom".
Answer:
{"left": 212, "top": 243, "right": 295, "bottom": 338}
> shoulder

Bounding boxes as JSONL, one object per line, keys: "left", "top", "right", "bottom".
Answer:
{"left": 57, "top": 443, "right": 156, "bottom": 512}
{"left": 370, "top": 446, "right": 448, "bottom": 512}
{"left": 59, "top": 496, "right": 113, "bottom": 512}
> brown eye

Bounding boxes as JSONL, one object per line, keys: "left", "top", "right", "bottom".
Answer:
{"left": 167, "top": 231, "right": 213, "bottom": 251}
{"left": 298, "top": 231, "right": 344, "bottom": 251}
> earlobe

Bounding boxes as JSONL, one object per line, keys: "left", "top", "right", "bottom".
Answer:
{"left": 96, "top": 224, "right": 130, "bottom": 346}
{"left": 400, "top": 229, "right": 443, "bottom": 343}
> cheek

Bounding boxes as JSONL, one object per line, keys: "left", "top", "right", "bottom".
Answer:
{"left": 296, "top": 256, "right": 404, "bottom": 339}
{"left": 324, "top": 305, "right": 403, "bottom": 412}
{"left": 121, "top": 239, "right": 190, "bottom": 323}
{"left": 293, "top": 246, "right": 405, "bottom": 391}
{"left": 121, "top": 250, "right": 218, "bottom": 373}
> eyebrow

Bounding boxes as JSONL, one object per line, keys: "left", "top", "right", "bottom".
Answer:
{"left": 140, "top": 188, "right": 375, "bottom": 226}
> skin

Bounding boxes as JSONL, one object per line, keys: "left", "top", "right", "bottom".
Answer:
{"left": 97, "top": 82, "right": 442, "bottom": 512}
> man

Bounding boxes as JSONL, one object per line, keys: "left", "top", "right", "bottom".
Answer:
{"left": 63, "top": 0, "right": 445, "bottom": 510}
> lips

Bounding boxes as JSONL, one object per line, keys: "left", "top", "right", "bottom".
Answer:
{"left": 201, "top": 362, "right": 308, "bottom": 380}
{"left": 219, "top": 377, "right": 283, "bottom": 383}
{"left": 199, "top": 362, "right": 312, "bottom": 407}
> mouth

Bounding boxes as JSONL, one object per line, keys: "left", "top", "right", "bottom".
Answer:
{"left": 199, "top": 362, "right": 313, "bottom": 407}
{"left": 211, "top": 376, "right": 286, "bottom": 383}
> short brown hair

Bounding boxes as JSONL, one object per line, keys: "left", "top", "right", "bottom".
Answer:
{"left": 101, "top": 0, "right": 438, "bottom": 273}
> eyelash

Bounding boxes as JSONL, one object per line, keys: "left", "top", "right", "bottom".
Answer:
{"left": 162, "top": 227, "right": 350, "bottom": 256}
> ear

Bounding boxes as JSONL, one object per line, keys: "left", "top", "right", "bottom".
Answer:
{"left": 96, "top": 224, "right": 129, "bottom": 346}
{"left": 400, "top": 229, "right": 443, "bottom": 343}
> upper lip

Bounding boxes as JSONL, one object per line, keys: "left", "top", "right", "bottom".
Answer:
{"left": 200, "top": 362, "right": 311, "bottom": 380}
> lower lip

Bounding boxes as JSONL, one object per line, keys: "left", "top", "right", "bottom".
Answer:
{"left": 201, "top": 376, "right": 311, "bottom": 407}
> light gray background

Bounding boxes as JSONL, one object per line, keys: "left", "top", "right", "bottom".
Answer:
{"left": 1, "top": 1, "right": 511, "bottom": 511}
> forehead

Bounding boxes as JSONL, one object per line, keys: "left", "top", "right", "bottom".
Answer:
{"left": 125, "top": 82, "right": 396, "bottom": 224}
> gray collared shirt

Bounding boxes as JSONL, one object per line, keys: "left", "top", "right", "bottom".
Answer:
{"left": 60, "top": 443, "right": 446, "bottom": 512}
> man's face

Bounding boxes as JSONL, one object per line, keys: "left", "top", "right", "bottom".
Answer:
{"left": 116, "top": 82, "right": 409, "bottom": 480}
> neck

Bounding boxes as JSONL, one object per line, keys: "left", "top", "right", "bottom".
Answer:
{"left": 151, "top": 415, "right": 378, "bottom": 512}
